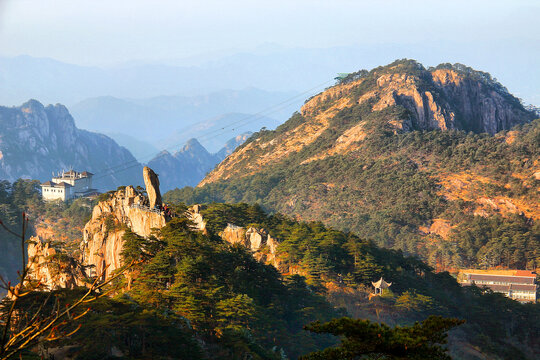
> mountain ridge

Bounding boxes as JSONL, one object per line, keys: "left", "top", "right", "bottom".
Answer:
{"left": 166, "top": 60, "right": 539, "bottom": 271}
{"left": 200, "top": 60, "right": 534, "bottom": 186}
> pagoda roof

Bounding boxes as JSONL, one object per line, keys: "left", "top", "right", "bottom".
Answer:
{"left": 372, "top": 277, "right": 392, "bottom": 289}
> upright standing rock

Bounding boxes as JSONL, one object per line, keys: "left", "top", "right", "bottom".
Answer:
{"left": 143, "top": 166, "right": 162, "bottom": 209}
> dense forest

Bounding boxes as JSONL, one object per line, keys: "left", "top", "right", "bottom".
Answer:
{"left": 0, "top": 186, "right": 538, "bottom": 358}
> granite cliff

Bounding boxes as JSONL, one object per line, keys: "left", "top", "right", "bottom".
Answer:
{"left": 80, "top": 185, "right": 167, "bottom": 279}
{"left": 26, "top": 236, "right": 87, "bottom": 290}
{"left": 0, "top": 99, "right": 142, "bottom": 191}
{"left": 187, "top": 205, "right": 298, "bottom": 275}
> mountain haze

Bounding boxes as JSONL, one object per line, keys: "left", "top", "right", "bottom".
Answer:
{"left": 2, "top": 41, "right": 540, "bottom": 106}
{"left": 70, "top": 89, "right": 296, "bottom": 144}
{"left": 148, "top": 133, "right": 251, "bottom": 192}
{"left": 160, "top": 112, "right": 279, "bottom": 153}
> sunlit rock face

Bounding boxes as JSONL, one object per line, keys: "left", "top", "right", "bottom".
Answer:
{"left": 187, "top": 205, "right": 283, "bottom": 270}
{"left": 200, "top": 61, "right": 535, "bottom": 186}
{"left": 143, "top": 166, "right": 162, "bottom": 209}
{"left": 80, "top": 186, "right": 166, "bottom": 279}
{"left": 27, "top": 236, "right": 87, "bottom": 290}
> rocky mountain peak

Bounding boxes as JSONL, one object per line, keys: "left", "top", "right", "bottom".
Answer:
{"left": 0, "top": 99, "right": 142, "bottom": 191}
{"left": 181, "top": 138, "right": 207, "bottom": 153}
{"left": 20, "top": 98, "right": 46, "bottom": 112}
{"left": 200, "top": 60, "right": 535, "bottom": 186}
{"left": 148, "top": 133, "right": 253, "bottom": 192}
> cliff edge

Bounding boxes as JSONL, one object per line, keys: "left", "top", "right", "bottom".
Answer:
{"left": 80, "top": 185, "right": 167, "bottom": 280}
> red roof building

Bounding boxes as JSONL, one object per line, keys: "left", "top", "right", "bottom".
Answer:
{"left": 458, "top": 269, "right": 537, "bottom": 303}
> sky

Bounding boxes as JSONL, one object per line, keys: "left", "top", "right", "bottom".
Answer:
{"left": 0, "top": 0, "right": 538, "bottom": 66}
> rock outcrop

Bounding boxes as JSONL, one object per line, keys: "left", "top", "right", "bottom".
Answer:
{"left": 0, "top": 99, "right": 143, "bottom": 191}
{"left": 80, "top": 186, "right": 167, "bottom": 279}
{"left": 372, "top": 68, "right": 532, "bottom": 134}
{"left": 186, "top": 204, "right": 208, "bottom": 234}
{"left": 187, "top": 205, "right": 282, "bottom": 270}
{"left": 27, "top": 236, "right": 87, "bottom": 290}
{"left": 143, "top": 166, "right": 162, "bottom": 209}
{"left": 220, "top": 224, "right": 280, "bottom": 266}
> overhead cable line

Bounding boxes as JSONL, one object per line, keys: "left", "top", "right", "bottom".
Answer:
{"left": 90, "top": 78, "right": 335, "bottom": 182}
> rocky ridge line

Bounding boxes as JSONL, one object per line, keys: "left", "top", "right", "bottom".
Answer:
{"left": 199, "top": 61, "right": 535, "bottom": 186}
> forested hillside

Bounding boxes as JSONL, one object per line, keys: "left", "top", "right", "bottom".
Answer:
{"left": 166, "top": 60, "right": 540, "bottom": 271}
{"left": 3, "top": 200, "right": 539, "bottom": 359}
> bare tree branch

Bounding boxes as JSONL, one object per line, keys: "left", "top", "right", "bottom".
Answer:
{"left": 0, "top": 212, "right": 135, "bottom": 360}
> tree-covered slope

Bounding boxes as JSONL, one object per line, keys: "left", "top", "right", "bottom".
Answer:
{"left": 128, "top": 203, "right": 540, "bottom": 359}
{"left": 5, "top": 202, "right": 539, "bottom": 359}
{"left": 0, "top": 179, "right": 93, "bottom": 287}
{"left": 166, "top": 60, "right": 540, "bottom": 270}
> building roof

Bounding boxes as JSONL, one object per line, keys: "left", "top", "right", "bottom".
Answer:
{"left": 483, "top": 284, "right": 511, "bottom": 292}
{"left": 510, "top": 284, "right": 537, "bottom": 292}
{"left": 459, "top": 269, "right": 536, "bottom": 278}
{"left": 468, "top": 274, "right": 535, "bottom": 285}
{"left": 55, "top": 182, "right": 73, "bottom": 188}
{"left": 53, "top": 169, "right": 93, "bottom": 179}
{"left": 372, "top": 277, "right": 392, "bottom": 289}
{"left": 41, "top": 181, "right": 73, "bottom": 188}
{"left": 464, "top": 283, "right": 537, "bottom": 293}
{"left": 515, "top": 270, "right": 536, "bottom": 277}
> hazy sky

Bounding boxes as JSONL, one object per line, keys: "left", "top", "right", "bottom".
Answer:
{"left": 0, "top": 0, "right": 538, "bottom": 65}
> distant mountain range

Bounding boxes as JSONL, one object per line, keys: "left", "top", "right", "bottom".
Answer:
{"left": 69, "top": 88, "right": 296, "bottom": 145}
{"left": 0, "top": 99, "right": 252, "bottom": 192}
{"left": 148, "top": 133, "right": 251, "bottom": 192}
{"left": 1, "top": 41, "right": 539, "bottom": 107}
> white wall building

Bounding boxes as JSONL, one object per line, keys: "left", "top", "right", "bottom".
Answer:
{"left": 41, "top": 170, "right": 95, "bottom": 201}
{"left": 458, "top": 269, "right": 537, "bottom": 303}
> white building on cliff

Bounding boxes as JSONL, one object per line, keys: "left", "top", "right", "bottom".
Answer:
{"left": 41, "top": 170, "right": 96, "bottom": 201}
